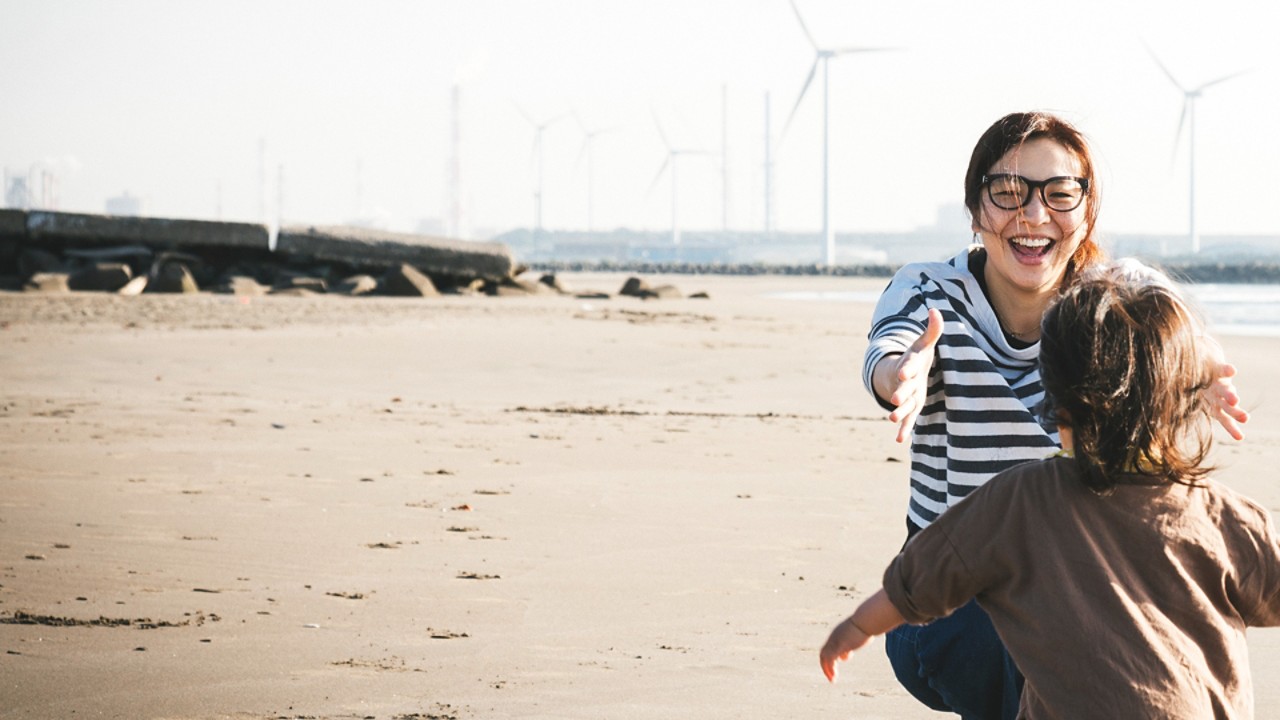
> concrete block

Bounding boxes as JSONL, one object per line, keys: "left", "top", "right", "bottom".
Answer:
{"left": 24, "top": 272, "right": 70, "bottom": 293}
{"left": 619, "top": 276, "right": 649, "bottom": 296}
{"left": 277, "top": 225, "right": 513, "bottom": 282}
{"left": 18, "top": 247, "right": 65, "bottom": 276}
{"left": 0, "top": 209, "right": 26, "bottom": 239}
{"left": 148, "top": 263, "right": 199, "bottom": 293}
{"left": 646, "top": 285, "right": 683, "bottom": 300}
{"left": 276, "top": 276, "right": 327, "bottom": 293}
{"left": 491, "top": 277, "right": 556, "bottom": 296}
{"left": 26, "top": 211, "right": 269, "bottom": 251}
{"left": 69, "top": 263, "right": 132, "bottom": 292}
{"left": 215, "top": 275, "right": 268, "bottom": 296}
{"left": 383, "top": 263, "right": 439, "bottom": 297}
{"left": 118, "top": 276, "right": 148, "bottom": 296}
{"left": 334, "top": 274, "right": 379, "bottom": 296}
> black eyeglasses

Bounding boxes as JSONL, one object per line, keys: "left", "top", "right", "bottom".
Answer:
{"left": 982, "top": 174, "right": 1090, "bottom": 212}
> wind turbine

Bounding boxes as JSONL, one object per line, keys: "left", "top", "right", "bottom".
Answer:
{"left": 1146, "top": 46, "right": 1248, "bottom": 255}
{"left": 764, "top": 90, "right": 775, "bottom": 235}
{"left": 648, "top": 110, "right": 711, "bottom": 249}
{"left": 515, "top": 104, "right": 567, "bottom": 234}
{"left": 572, "top": 109, "right": 615, "bottom": 239}
{"left": 783, "top": 0, "right": 895, "bottom": 267}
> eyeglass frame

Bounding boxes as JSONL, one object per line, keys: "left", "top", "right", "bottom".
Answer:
{"left": 980, "top": 173, "right": 1091, "bottom": 212}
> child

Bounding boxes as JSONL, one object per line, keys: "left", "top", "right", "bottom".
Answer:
{"left": 820, "top": 262, "right": 1280, "bottom": 718}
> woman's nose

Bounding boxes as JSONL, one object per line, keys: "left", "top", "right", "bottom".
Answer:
{"left": 1019, "top": 193, "right": 1050, "bottom": 223}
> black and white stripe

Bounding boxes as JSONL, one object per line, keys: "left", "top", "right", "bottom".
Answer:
{"left": 863, "top": 246, "right": 1059, "bottom": 532}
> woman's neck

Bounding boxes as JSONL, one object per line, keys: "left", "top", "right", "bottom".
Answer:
{"left": 982, "top": 265, "right": 1060, "bottom": 341}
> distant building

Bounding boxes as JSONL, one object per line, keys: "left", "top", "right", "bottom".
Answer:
{"left": 4, "top": 167, "right": 59, "bottom": 210}
{"left": 105, "top": 192, "right": 143, "bottom": 217}
{"left": 3, "top": 173, "right": 30, "bottom": 209}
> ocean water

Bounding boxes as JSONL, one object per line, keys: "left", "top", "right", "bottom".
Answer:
{"left": 770, "top": 283, "right": 1280, "bottom": 338}
{"left": 1183, "top": 284, "right": 1280, "bottom": 337}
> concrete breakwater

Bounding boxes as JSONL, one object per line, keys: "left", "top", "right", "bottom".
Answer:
{"left": 4, "top": 208, "right": 1277, "bottom": 295}
{"left": 0, "top": 209, "right": 517, "bottom": 296}
{"left": 532, "top": 258, "right": 1280, "bottom": 284}
{"left": 1164, "top": 262, "right": 1280, "bottom": 284}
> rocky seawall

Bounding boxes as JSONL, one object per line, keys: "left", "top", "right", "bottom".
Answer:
{"left": 0, "top": 210, "right": 718, "bottom": 301}
{"left": 532, "top": 258, "right": 1280, "bottom": 284}
{"left": 4, "top": 209, "right": 1278, "bottom": 295}
{"left": 0, "top": 209, "right": 518, "bottom": 297}
{"left": 1162, "top": 262, "right": 1280, "bottom": 284}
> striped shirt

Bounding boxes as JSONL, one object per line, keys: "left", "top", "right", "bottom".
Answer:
{"left": 863, "top": 245, "right": 1060, "bottom": 533}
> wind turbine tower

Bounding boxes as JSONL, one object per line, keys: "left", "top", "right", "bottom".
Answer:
{"left": 1147, "top": 47, "right": 1247, "bottom": 255}
{"left": 649, "top": 111, "right": 710, "bottom": 249}
{"left": 257, "top": 138, "right": 267, "bottom": 224}
{"left": 448, "top": 85, "right": 463, "bottom": 238}
{"left": 722, "top": 83, "right": 729, "bottom": 232}
{"left": 784, "top": 0, "right": 894, "bottom": 267}
{"left": 517, "top": 105, "right": 566, "bottom": 234}
{"left": 764, "top": 91, "right": 774, "bottom": 235}
{"left": 573, "top": 110, "right": 614, "bottom": 238}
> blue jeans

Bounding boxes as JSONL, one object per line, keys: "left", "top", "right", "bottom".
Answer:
{"left": 884, "top": 599, "right": 1023, "bottom": 720}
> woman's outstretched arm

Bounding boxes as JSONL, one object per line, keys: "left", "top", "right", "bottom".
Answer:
{"left": 870, "top": 308, "right": 945, "bottom": 444}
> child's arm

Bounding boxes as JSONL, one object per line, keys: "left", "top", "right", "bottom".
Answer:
{"left": 819, "top": 588, "right": 907, "bottom": 682}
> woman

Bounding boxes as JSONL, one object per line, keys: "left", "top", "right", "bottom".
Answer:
{"left": 863, "top": 111, "right": 1249, "bottom": 719}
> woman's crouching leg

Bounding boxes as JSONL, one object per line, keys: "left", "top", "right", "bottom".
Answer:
{"left": 883, "top": 599, "right": 1023, "bottom": 719}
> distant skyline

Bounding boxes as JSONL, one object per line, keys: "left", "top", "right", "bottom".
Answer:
{"left": 2, "top": 0, "right": 1278, "bottom": 241}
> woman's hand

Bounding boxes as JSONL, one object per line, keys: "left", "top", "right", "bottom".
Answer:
{"left": 874, "top": 308, "right": 945, "bottom": 444}
{"left": 1201, "top": 334, "right": 1248, "bottom": 440}
{"left": 1209, "top": 361, "right": 1248, "bottom": 441}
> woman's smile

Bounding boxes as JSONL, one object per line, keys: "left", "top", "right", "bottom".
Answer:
{"left": 976, "top": 138, "right": 1089, "bottom": 295}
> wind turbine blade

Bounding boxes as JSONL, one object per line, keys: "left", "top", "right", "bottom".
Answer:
{"left": 513, "top": 101, "right": 536, "bottom": 127}
{"left": 1142, "top": 41, "right": 1186, "bottom": 93}
{"left": 1170, "top": 99, "right": 1189, "bottom": 172}
{"left": 831, "top": 45, "right": 901, "bottom": 56}
{"left": 787, "top": 0, "right": 818, "bottom": 51}
{"left": 1194, "top": 68, "right": 1250, "bottom": 93}
{"left": 651, "top": 108, "right": 671, "bottom": 149}
{"left": 574, "top": 138, "right": 589, "bottom": 169}
{"left": 646, "top": 156, "right": 671, "bottom": 196}
{"left": 782, "top": 59, "right": 819, "bottom": 138}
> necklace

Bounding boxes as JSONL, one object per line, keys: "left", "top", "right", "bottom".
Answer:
{"left": 1000, "top": 320, "right": 1039, "bottom": 340}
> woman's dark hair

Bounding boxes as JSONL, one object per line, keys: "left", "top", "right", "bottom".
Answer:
{"left": 965, "top": 112, "right": 1105, "bottom": 282}
{"left": 1038, "top": 265, "right": 1214, "bottom": 491}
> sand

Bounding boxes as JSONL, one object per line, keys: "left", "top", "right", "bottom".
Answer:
{"left": 2, "top": 272, "right": 1279, "bottom": 720}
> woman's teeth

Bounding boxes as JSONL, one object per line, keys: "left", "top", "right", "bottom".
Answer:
{"left": 1010, "top": 237, "right": 1051, "bottom": 248}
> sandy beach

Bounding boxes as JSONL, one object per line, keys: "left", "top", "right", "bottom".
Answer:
{"left": 3, "top": 272, "right": 1280, "bottom": 719}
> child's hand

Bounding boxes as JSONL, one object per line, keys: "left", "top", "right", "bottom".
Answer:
{"left": 819, "top": 616, "right": 873, "bottom": 683}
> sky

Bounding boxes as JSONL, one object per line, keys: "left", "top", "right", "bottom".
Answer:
{"left": 2, "top": 0, "right": 1278, "bottom": 241}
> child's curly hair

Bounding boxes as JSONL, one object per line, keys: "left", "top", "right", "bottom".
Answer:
{"left": 1039, "top": 262, "right": 1216, "bottom": 491}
